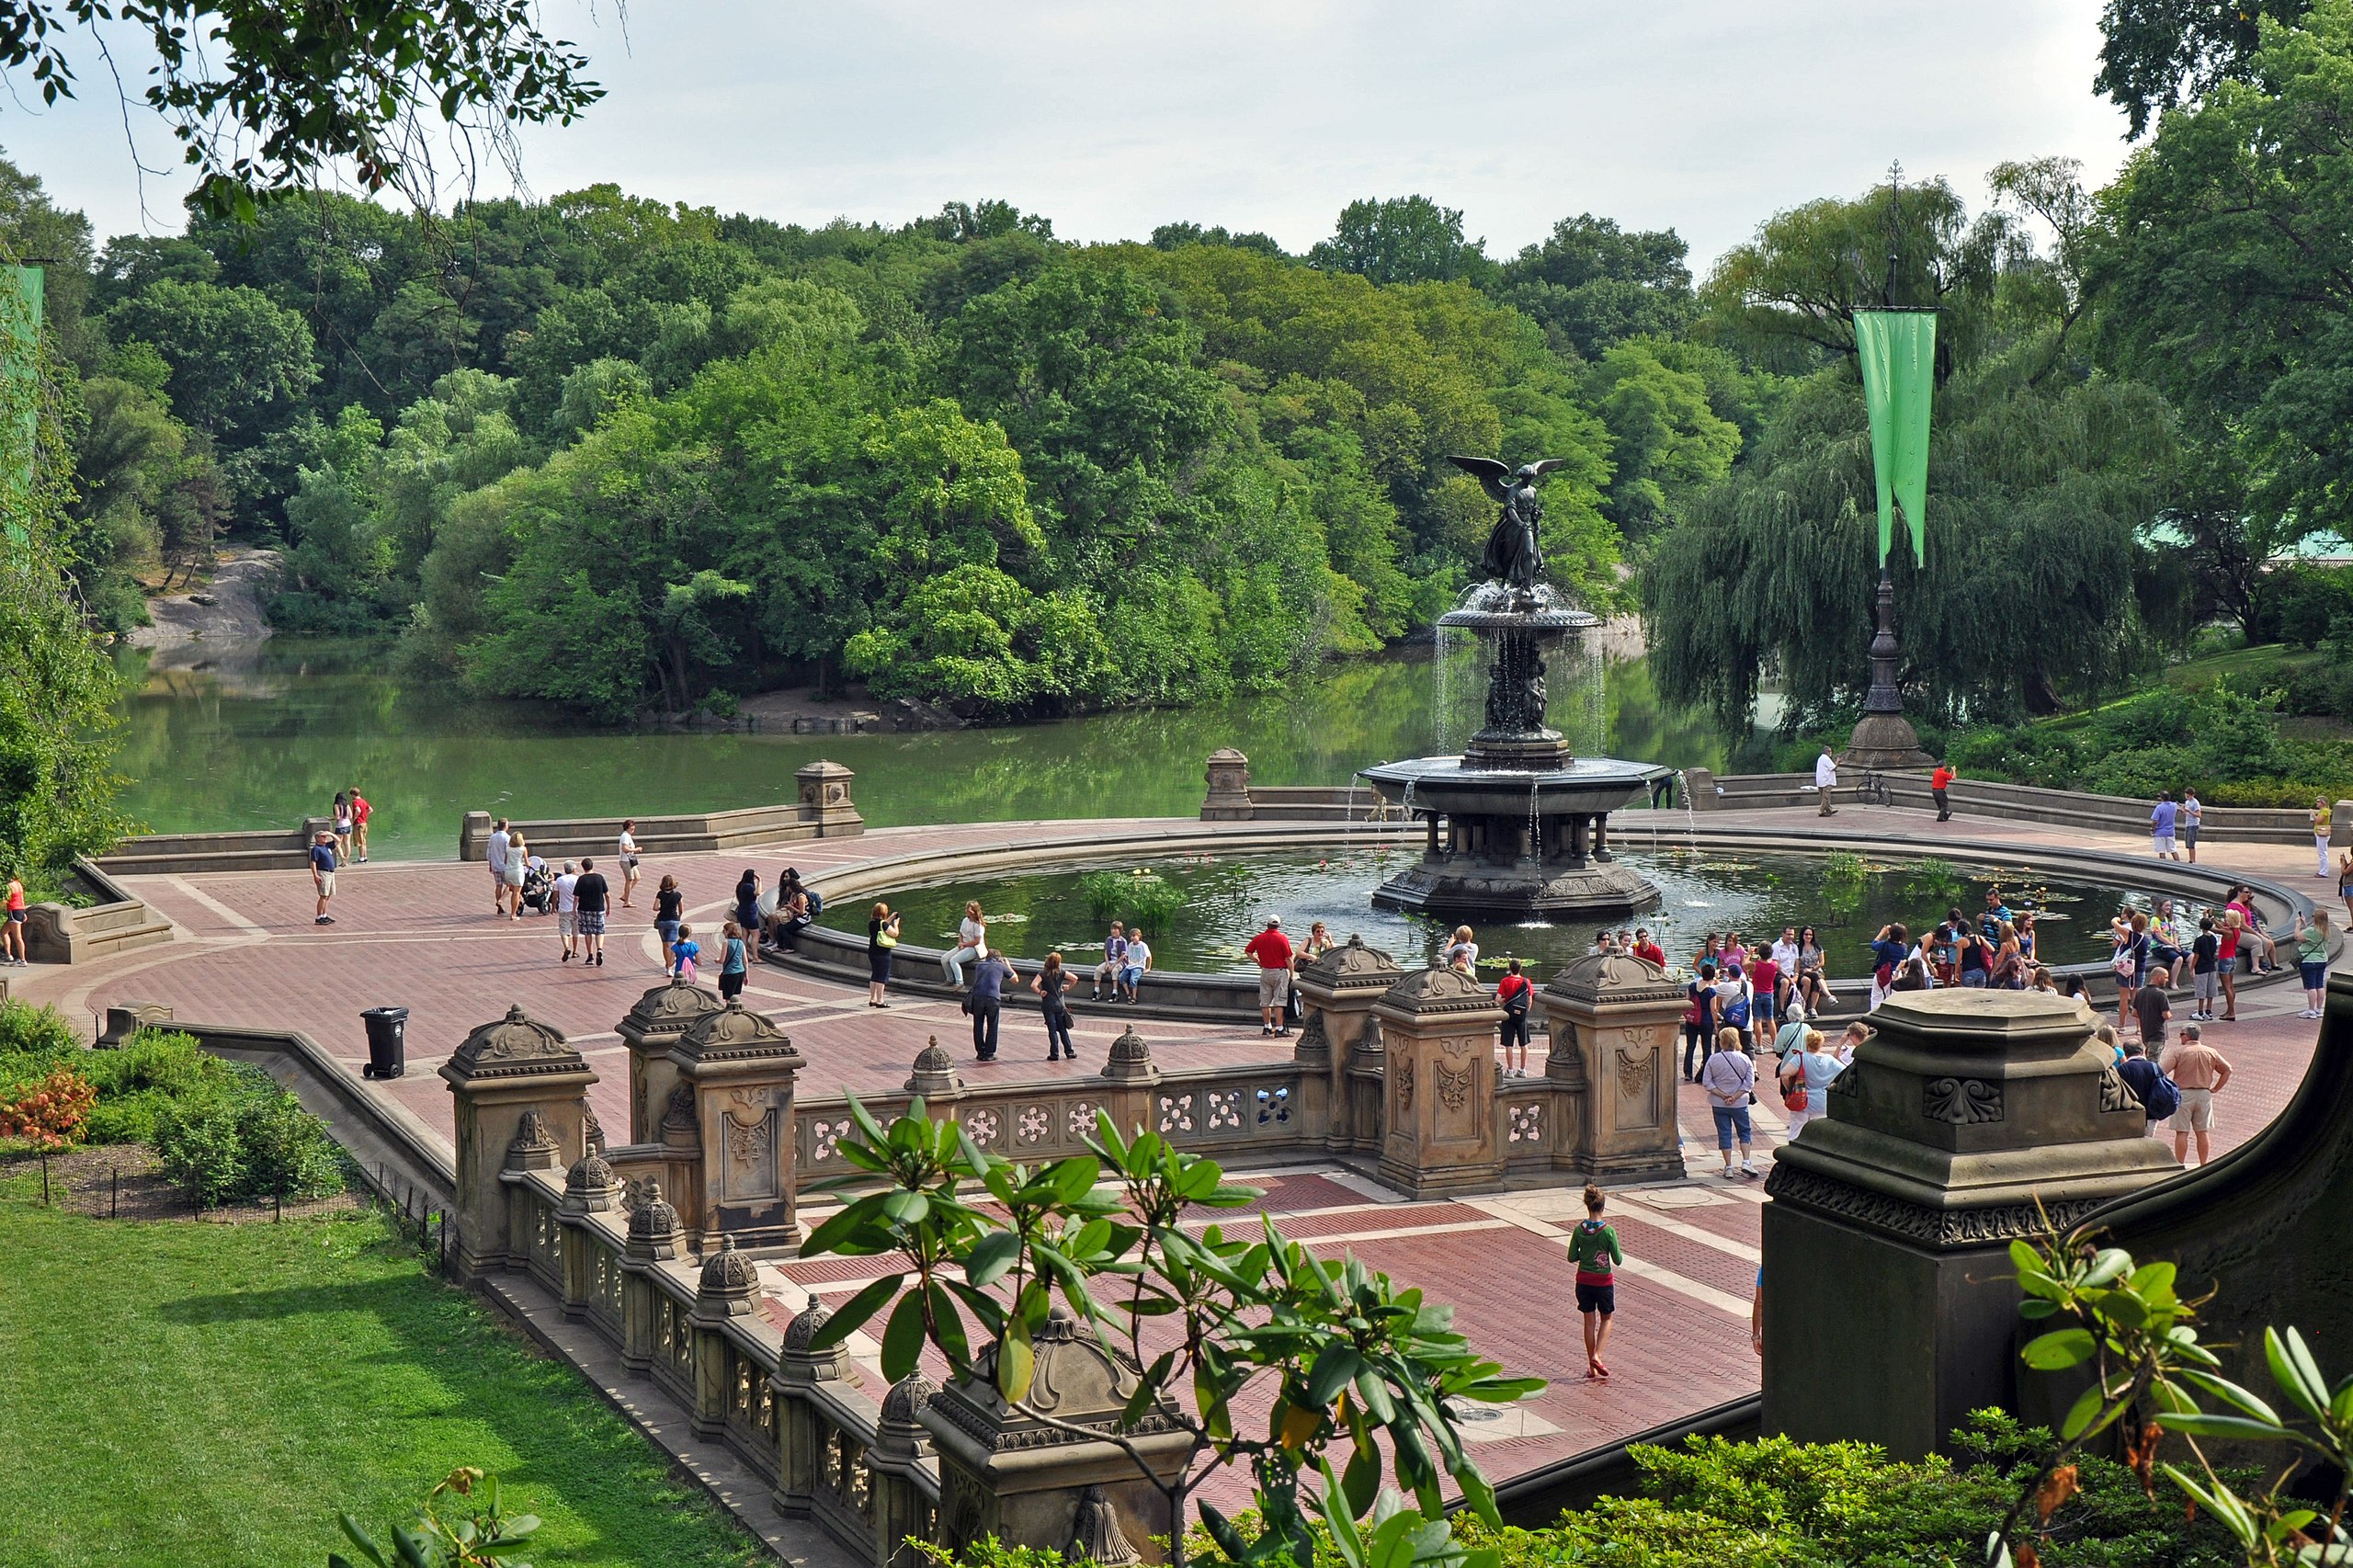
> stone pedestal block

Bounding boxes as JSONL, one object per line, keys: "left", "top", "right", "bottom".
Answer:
{"left": 619, "top": 978, "right": 726, "bottom": 1145}
{"left": 795, "top": 759, "right": 864, "bottom": 836}
{"left": 1200, "top": 747, "right": 1253, "bottom": 820}
{"left": 441, "top": 1005, "right": 597, "bottom": 1280}
{"left": 97, "top": 999, "right": 176, "bottom": 1048}
{"left": 1292, "top": 935, "right": 1404, "bottom": 1157}
{"left": 772, "top": 1295, "right": 852, "bottom": 1519}
{"left": 1761, "top": 989, "right": 2178, "bottom": 1458}
{"left": 1372, "top": 967, "right": 1504, "bottom": 1198}
{"left": 557, "top": 1151, "right": 621, "bottom": 1319}
{"left": 1539, "top": 953, "right": 1687, "bottom": 1183}
{"left": 923, "top": 1308, "right": 1188, "bottom": 1563}
{"left": 670, "top": 1000, "right": 806, "bottom": 1251}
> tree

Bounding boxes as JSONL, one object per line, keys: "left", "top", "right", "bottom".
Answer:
{"left": 1150, "top": 222, "right": 1288, "bottom": 258}
{"left": 1586, "top": 339, "right": 1742, "bottom": 536}
{"left": 104, "top": 278, "right": 318, "bottom": 447}
{"left": 1493, "top": 213, "right": 1694, "bottom": 359}
{"left": 1309, "top": 197, "right": 1491, "bottom": 287}
{"left": 0, "top": 0, "right": 602, "bottom": 218}
{"left": 0, "top": 520, "right": 131, "bottom": 881}
{"left": 2095, "top": 0, "right": 2312, "bottom": 136}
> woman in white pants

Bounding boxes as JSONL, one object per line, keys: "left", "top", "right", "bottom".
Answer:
{"left": 1778, "top": 1028, "right": 1847, "bottom": 1141}
{"left": 2313, "top": 798, "right": 2333, "bottom": 879}
{"left": 942, "top": 901, "right": 988, "bottom": 986}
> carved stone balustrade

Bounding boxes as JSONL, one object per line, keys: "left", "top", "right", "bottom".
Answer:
{"left": 1292, "top": 934, "right": 1404, "bottom": 1156}
{"left": 1761, "top": 989, "right": 2178, "bottom": 1458}
{"left": 1538, "top": 951, "right": 1687, "bottom": 1184}
{"left": 670, "top": 999, "right": 807, "bottom": 1250}
{"left": 442, "top": 1004, "right": 597, "bottom": 1279}
{"left": 1371, "top": 966, "right": 1505, "bottom": 1197}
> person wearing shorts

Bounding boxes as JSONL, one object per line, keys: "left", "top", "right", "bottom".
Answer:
{"left": 554, "top": 860, "right": 580, "bottom": 962}
{"left": 1120, "top": 933, "right": 1151, "bottom": 1003}
{"left": 1243, "top": 917, "right": 1295, "bottom": 1037}
{"left": 2294, "top": 909, "right": 2332, "bottom": 1018}
{"left": 309, "top": 832, "right": 338, "bottom": 925}
{"left": 2179, "top": 788, "right": 2201, "bottom": 864}
{"left": 1567, "top": 1186, "right": 1621, "bottom": 1381}
{"left": 2160, "top": 1023, "right": 2232, "bottom": 1167}
{"left": 486, "top": 818, "right": 511, "bottom": 915}
{"left": 573, "top": 858, "right": 609, "bottom": 967}
{"left": 2, "top": 869, "right": 26, "bottom": 965}
{"left": 1700, "top": 1029, "right": 1759, "bottom": 1178}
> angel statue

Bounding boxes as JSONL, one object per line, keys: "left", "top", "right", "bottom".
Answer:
{"left": 1447, "top": 456, "right": 1574, "bottom": 594}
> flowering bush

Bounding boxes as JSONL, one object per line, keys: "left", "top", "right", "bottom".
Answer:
{"left": 0, "top": 1067, "right": 97, "bottom": 1148}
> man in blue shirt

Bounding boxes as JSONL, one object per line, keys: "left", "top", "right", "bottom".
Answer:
{"left": 2151, "top": 792, "right": 2180, "bottom": 862}
{"left": 1980, "top": 889, "right": 2013, "bottom": 945}
{"left": 309, "top": 832, "right": 339, "bottom": 926}
{"left": 1869, "top": 922, "right": 1910, "bottom": 1006}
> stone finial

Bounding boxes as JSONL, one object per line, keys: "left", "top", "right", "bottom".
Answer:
{"left": 623, "top": 975, "right": 728, "bottom": 1035}
{"left": 1202, "top": 747, "right": 1253, "bottom": 820}
{"left": 875, "top": 1371, "right": 938, "bottom": 1458}
{"left": 906, "top": 1035, "right": 964, "bottom": 1096}
{"left": 506, "top": 1108, "right": 561, "bottom": 1170}
{"left": 1298, "top": 932, "right": 1405, "bottom": 994}
{"left": 1070, "top": 1484, "right": 1143, "bottom": 1568}
{"left": 676, "top": 997, "right": 801, "bottom": 1064}
{"left": 1546, "top": 949, "right": 1683, "bottom": 1005}
{"left": 926, "top": 1305, "right": 1161, "bottom": 1449}
{"left": 624, "top": 1181, "right": 683, "bottom": 1261}
{"left": 1099, "top": 1026, "right": 1159, "bottom": 1085}
{"left": 1375, "top": 964, "right": 1500, "bottom": 1018}
{"left": 447, "top": 1003, "right": 581, "bottom": 1078}
{"left": 580, "top": 1102, "right": 606, "bottom": 1154}
{"left": 781, "top": 1291, "right": 848, "bottom": 1379}
{"left": 661, "top": 1083, "right": 699, "bottom": 1137}
{"left": 562, "top": 1149, "right": 620, "bottom": 1214}
{"left": 695, "top": 1235, "right": 760, "bottom": 1316}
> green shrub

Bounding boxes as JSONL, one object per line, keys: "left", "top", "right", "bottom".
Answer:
{"left": 1077, "top": 868, "right": 1188, "bottom": 929}
{"left": 146, "top": 1054, "right": 346, "bottom": 1206}
{"left": 0, "top": 997, "right": 78, "bottom": 1062}
{"left": 153, "top": 1097, "right": 248, "bottom": 1207}
{"left": 2078, "top": 744, "right": 2204, "bottom": 801}
{"left": 234, "top": 1091, "right": 346, "bottom": 1199}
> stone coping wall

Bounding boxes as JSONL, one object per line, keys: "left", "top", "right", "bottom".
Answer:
{"left": 20, "top": 856, "right": 174, "bottom": 966}
{"left": 1686, "top": 768, "right": 2332, "bottom": 846}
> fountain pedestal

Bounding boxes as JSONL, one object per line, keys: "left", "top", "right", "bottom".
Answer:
{"left": 1359, "top": 594, "right": 1666, "bottom": 923}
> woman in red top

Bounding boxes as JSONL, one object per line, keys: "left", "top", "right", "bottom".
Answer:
{"left": 3, "top": 869, "right": 26, "bottom": 966}
{"left": 1495, "top": 959, "right": 1533, "bottom": 1077}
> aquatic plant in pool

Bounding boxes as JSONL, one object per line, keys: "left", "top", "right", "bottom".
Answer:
{"left": 820, "top": 845, "right": 2177, "bottom": 979}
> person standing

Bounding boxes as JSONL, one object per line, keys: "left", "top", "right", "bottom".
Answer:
{"left": 1567, "top": 1186, "right": 1622, "bottom": 1381}
{"left": 1747, "top": 944, "right": 1781, "bottom": 1037}
{"left": 1929, "top": 758, "right": 1955, "bottom": 822}
{"left": 2216, "top": 904, "right": 2243, "bottom": 1023}
{"left": 2313, "top": 797, "right": 2334, "bottom": 880}
{"left": 967, "top": 947, "right": 1015, "bottom": 1061}
{"left": 573, "top": 857, "right": 609, "bottom": 967}
{"left": 1243, "top": 917, "right": 1295, "bottom": 1037}
{"left": 1092, "top": 921, "right": 1128, "bottom": 1001}
{"left": 867, "top": 902, "right": 900, "bottom": 1007}
{"left": 2116, "top": 1038, "right": 2177, "bottom": 1138}
{"left": 717, "top": 921, "right": 749, "bottom": 1001}
{"left": 500, "top": 830, "right": 529, "bottom": 918}
{"left": 1814, "top": 744, "right": 1838, "bottom": 816}
{"left": 486, "top": 818, "right": 511, "bottom": 916}
{"left": 348, "top": 785, "right": 371, "bottom": 863}
{"left": 1701, "top": 1028, "right": 1760, "bottom": 1179}
{"left": 1031, "top": 953, "right": 1076, "bottom": 1062}
{"left": 332, "top": 791, "right": 355, "bottom": 863}
{"left": 2161, "top": 1023, "right": 2233, "bottom": 1166}
{"left": 2293, "top": 908, "right": 2332, "bottom": 1019}
{"left": 2189, "top": 915, "right": 2221, "bottom": 1021}
{"left": 670, "top": 923, "right": 702, "bottom": 983}
{"left": 732, "top": 869, "right": 762, "bottom": 955}
{"left": 1, "top": 869, "right": 24, "bottom": 965}
{"left": 1683, "top": 961, "right": 1718, "bottom": 1082}
{"left": 2338, "top": 847, "right": 2353, "bottom": 927}
{"left": 1868, "top": 922, "right": 1910, "bottom": 1008}
{"left": 2133, "top": 965, "right": 2173, "bottom": 1051}
{"left": 653, "top": 874, "right": 684, "bottom": 973}
{"left": 1779, "top": 1028, "right": 1845, "bottom": 1139}
{"left": 309, "top": 830, "right": 339, "bottom": 926}
{"left": 943, "top": 901, "right": 989, "bottom": 987}
{"left": 2150, "top": 792, "right": 2180, "bottom": 862}
{"left": 1496, "top": 959, "right": 1533, "bottom": 1077}
{"left": 617, "top": 820, "right": 642, "bottom": 910}
{"left": 2180, "top": 787, "right": 2203, "bottom": 864}
{"left": 2110, "top": 910, "right": 2153, "bottom": 1034}
{"left": 554, "top": 859, "right": 580, "bottom": 963}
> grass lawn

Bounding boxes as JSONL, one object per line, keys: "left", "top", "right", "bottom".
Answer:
{"left": 0, "top": 1184, "right": 767, "bottom": 1568}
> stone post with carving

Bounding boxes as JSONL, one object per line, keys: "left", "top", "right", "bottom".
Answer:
{"left": 618, "top": 978, "right": 726, "bottom": 1145}
{"left": 1200, "top": 747, "right": 1253, "bottom": 820}
{"left": 868, "top": 1374, "right": 941, "bottom": 1568}
{"left": 922, "top": 1306, "right": 1190, "bottom": 1563}
{"left": 1538, "top": 952, "right": 1688, "bottom": 1183}
{"left": 772, "top": 1295, "right": 851, "bottom": 1519}
{"left": 670, "top": 999, "right": 807, "bottom": 1251}
{"left": 1371, "top": 967, "right": 1505, "bottom": 1198}
{"left": 795, "top": 759, "right": 865, "bottom": 836}
{"left": 620, "top": 1182, "right": 684, "bottom": 1375}
{"left": 688, "top": 1237, "right": 761, "bottom": 1438}
{"left": 440, "top": 1005, "right": 597, "bottom": 1280}
{"left": 1762, "top": 990, "right": 2178, "bottom": 1458}
{"left": 1292, "top": 935, "right": 1404, "bottom": 1158}
{"left": 557, "top": 1149, "right": 621, "bottom": 1319}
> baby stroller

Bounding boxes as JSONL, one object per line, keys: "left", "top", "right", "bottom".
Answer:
{"left": 520, "top": 861, "right": 556, "bottom": 915}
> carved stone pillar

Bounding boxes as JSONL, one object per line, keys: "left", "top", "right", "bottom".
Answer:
{"left": 772, "top": 1295, "right": 851, "bottom": 1519}
{"left": 1097, "top": 1026, "right": 1159, "bottom": 1141}
{"left": 440, "top": 1005, "right": 597, "bottom": 1280}
{"left": 1371, "top": 968, "right": 1504, "bottom": 1198}
{"left": 670, "top": 1000, "right": 807, "bottom": 1251}
{"left": 906, "top": 1036, "right": 965, "bottom": 1099}
{"left": 558, "top": 1150, "right": 620, "bottom": 1319}
{"left": 868, "top": 1374, "right": 940, "bottom": 1568}
{"left": 688, "top": 1238, "right": 760, "bottom": 1438}
{"left": 795, "top": 759, "right": 864, "bottom": 836}
{"left": 922, "top": 1307, "right": 1190, "bottom": 1563}
{"left": 1762, "top": 990, "right": 2177, "bottom": 1458}
{"left": 1538, "top": 953, "right": 1687, "bottom": 1183}
{"left": 620, "top": 1182, "right": 683, "bottom": 1375}
{"left": 618, "top": 978, "right": 726, "bottom": 1145}
{"left": 1200, "top": 747, "right": 1253, "bottom": 820}
{"left": 1292, "top": 935, "right": 1404, "bottom": 1155}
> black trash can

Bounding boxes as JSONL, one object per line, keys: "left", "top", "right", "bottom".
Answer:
{"left": 360, "top": 1006, "right": 408, "bottom": 1079}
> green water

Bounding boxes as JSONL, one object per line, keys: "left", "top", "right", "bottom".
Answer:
{"left": 110, "top": 640, "right": 1735, "bottom": 860}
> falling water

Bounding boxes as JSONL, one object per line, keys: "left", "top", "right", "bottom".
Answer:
{"left": 1527, "top": 777, "right": 1542, "bottom": 866}
{"left": 1677, "top": 767, "right": 1700, "bottom": 856}
{"left": 1433, "top": 623, "right": 1456, "bottom": 754}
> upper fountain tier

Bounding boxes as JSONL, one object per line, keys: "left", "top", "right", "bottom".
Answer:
{"left": 1434, "top": 579, "right": 1599, "bottom": 639}
{"left": 1431, "top": 581, "right": 1597, "bottom": 771}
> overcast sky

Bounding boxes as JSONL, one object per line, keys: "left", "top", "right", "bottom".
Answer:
{"left": 4, "top": 0, "right": 2133, "bottom": 272}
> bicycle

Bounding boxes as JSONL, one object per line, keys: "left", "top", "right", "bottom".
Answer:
{"left": 1853, "top": 769, "right": 1893, "bottom": 808}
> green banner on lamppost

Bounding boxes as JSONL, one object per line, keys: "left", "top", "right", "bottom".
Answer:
{"left": 1853, "top": 307, "right": 1935, "bottom": 567}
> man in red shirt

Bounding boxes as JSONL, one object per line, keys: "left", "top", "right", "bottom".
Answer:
{"left": 1930, "top": 761, "right": 1955, "bottom": 823}
{"left": 1631, "top": 927, "right": 1665, "bottom": 968}
{"left": 348, "top": 786, "right": 373, "bottom": 862}
{"left": 1496, "top": 959, "right": 1534, "bottom": 1075}
{"left": 1242, "top": 916, "right": 1296, "bottom": 1037}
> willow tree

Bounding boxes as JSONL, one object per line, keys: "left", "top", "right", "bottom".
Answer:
{"left": 1640, "top": 345, "right": 2177, "bottom": 733}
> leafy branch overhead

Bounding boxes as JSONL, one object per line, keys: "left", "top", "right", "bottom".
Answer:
{"left": 801, "top": 1098, "right": 1540, "bottom": 1568}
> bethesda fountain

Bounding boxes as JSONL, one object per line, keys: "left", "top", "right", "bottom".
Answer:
{"left": 1358, "top": 456, "right": 1670, "bottom": 921}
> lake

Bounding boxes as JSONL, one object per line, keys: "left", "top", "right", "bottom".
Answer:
{"left": 109, "top": 638, "right": 1739, "bottom": 860}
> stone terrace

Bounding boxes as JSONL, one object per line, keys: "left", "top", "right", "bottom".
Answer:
{"left": 13, "top": 803, "right": 2328, "bottom": 1491}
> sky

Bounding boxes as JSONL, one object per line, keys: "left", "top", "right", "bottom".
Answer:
{"left": 0, "top": 0, "right": 2135, "bottom": 271}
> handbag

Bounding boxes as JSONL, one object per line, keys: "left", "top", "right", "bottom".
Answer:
{"left": 1782, "top": 1085, "right": 1809, "bottom": 1112}
{"left": 875, "top": 930, "right": 898, "bottom": 949}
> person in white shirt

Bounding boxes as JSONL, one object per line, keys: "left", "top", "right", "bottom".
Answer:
{"left": 1770, "top": 926, "right": 1801, "bottom": 972}
{"left": 1814, "top": 747, "right": 1838, "bottom": 816}
{"left": 553, "top": 861, "right": 580, "bottom": 962}
{"left": 617, "top": 819, "right": 643, "bottom": 910}
{"left": 486, "top": 819, "right": 511, "bottom": 916}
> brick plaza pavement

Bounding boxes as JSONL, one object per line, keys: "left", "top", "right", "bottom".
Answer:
{"left": 12, "top": 803, "right": 2328, "bottom": 1488}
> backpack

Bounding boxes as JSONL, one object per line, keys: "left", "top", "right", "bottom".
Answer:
{"left": 803, "top": 885, "right": 823, "bottom": 917}
{"left": 2130, "top": 1058, "right": 2180, "bottom": 1121}
{"left": 1722, "top": 988, "right": 1751, "bottom": 1029}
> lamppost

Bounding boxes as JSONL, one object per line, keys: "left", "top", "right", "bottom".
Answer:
{"left": 1843, "top": 304, "right": 1935, "bottom": 770}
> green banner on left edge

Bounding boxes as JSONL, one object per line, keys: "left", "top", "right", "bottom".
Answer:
{"left": 1853, "top": 308, "right": 1935, "bottom": 567}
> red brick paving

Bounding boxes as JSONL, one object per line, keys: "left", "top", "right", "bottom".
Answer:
{"left": 15, "top": 806, "right": 2331, "bottom": 1493}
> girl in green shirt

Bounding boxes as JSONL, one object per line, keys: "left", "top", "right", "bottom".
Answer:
{"left": 1567, "top": 1184, "right": 1624, "bottom": 1381}
{"left": 2294, "top": 908, "right": 2332, "bottom": 1019}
